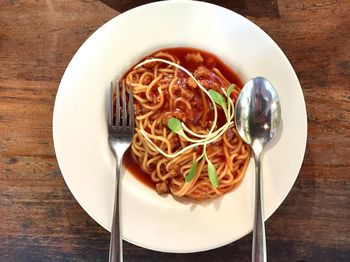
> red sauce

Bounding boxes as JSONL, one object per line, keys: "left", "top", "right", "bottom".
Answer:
{"left": 122, "top": 148, "right": 156, "bottom": 189}
{"left": 159, "top": 47, "right": 243, "bottom": 86}
{"left": 122, "top": 47, "right": 243, "bottom": 189}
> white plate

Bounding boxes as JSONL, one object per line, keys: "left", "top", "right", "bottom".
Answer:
{"left": 53, "top": 0, "right": 307, "bottom": 253}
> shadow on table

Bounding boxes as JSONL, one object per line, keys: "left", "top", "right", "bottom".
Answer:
{"left": 99, "top": 0, "right": 280, "bottom": 18}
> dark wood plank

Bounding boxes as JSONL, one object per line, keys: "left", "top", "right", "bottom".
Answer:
{"left": 102, "top": 0, "right": 280, "bottom": 18}
{"left": 0, "top": 0, "right": 349, "bottom": 261}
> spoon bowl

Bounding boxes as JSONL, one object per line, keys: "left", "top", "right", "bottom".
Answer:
{"left": 234, "top": 76, "right": 281, "bottom": 262}
{"left": 235, "top": 77, "right": 281, "bottom": 151}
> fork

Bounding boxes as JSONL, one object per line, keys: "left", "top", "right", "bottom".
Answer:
{"left": 108, "top": 80, "right": 134, "bottom": 262}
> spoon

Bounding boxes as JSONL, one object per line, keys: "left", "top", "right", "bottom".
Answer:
{"left": 234, "top": 77, "right": 281, "bottom": 262}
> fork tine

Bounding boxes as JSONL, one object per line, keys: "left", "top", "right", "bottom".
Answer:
{"left": 108, "top": 82, "right": 114, "bottom": 128}
{"left": 128, "top": 83, "right": 134, "bottom": 128}
{"left": 121, "top": 81, "right": 127, "bottom": 126}
{"left": 116, "top": 80, "right": 120, "bottom": 126}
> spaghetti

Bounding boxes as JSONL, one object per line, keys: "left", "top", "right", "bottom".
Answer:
{"left": 124, "top": 47, "right": 250, "bottom": 200}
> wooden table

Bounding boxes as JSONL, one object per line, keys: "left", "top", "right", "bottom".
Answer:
{"left": 1, "top": 0, "right": 349, "bottom": 261}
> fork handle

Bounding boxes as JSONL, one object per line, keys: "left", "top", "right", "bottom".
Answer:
{"left": 109, "top": 161, "right": 123, "bottom": 262}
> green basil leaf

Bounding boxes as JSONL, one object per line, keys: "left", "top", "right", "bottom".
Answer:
{"left": 226, "top": 84, "right": 235, "bottom": 97}
{"left": 185, "top": 160, "right": 198, "bottom": 182}
{"left": 208, "top": 89, "right": 226, "bottom": 109}
{"left": 207, "top": 160, "right": 219, "bottom": 188}
{"left": 167, "top": 117, "right": 182, "bottom": 133}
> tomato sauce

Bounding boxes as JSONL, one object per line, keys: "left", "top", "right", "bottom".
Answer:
{"left": 122, "top": 47, "right": 243, "bottom": 189}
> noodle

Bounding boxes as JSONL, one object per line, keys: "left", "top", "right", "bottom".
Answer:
{"left": 124, "top": 48, "right": 250, "bottom": 200}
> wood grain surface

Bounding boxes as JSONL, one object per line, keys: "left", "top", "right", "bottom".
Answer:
{"left": 0, "top": 0, "right": 349, "bottom": 261}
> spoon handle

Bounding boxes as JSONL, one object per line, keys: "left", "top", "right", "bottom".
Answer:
{"left": 252, "top": 152, "right": 267, "bottom": 262}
